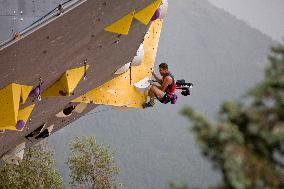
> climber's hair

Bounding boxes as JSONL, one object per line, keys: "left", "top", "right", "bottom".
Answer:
{"left": 159, "top": 63, "right": 168, "bottom": 70}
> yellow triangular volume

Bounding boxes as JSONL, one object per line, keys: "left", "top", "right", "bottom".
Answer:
{"left": 105, "top": 11, "right": 135, "bottom": 35}
{"left": 20, "top": 85, "right": 33, "bottom": 104}
{"left": 41, "top": 79, "right": 66, "bottom": 97}
{"left": 42, "top": 65, "right": 89, "bottom": 97}
{"left": 17, "top": 104, "right": 35, "bottom": 122}
{"left": 15, "top": 104, "right": 35, "bottom": 131}
{"left": 63, "top": 65, "right": 90, "bottom": 95}
{"left": 134, "top": 0, "right": 161, "bottom": 25}
{"left": 0, "top": 83, "right": 21, "bottom": 129}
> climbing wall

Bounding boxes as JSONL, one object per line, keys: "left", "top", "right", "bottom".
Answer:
{"left": 74, "top": 20, "right": 163, "bottom": 108}
{"left": 0, "top": 0, "right": 158, "bottom": 158}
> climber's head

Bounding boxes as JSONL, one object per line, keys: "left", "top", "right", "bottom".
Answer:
{"left": 159, "top": 62, "right": 169, "bottom": 76}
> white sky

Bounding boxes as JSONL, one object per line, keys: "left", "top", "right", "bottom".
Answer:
{"left": 207, "top": 0, "right": 284, "bottom": 41}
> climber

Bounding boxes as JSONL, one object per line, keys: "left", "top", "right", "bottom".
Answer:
{"left": 143, "top": 63, "right": 177, "bottom": 108}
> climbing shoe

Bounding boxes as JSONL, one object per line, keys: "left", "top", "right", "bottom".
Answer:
{"left": 143, "top": 102, "right": 154, "bottom": 109}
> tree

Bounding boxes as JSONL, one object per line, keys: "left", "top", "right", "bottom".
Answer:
{"left": 0, "top": 141, "right": 63, "bottom": 189}
{"left": 67, "top": 136, "right": 119, "bottom": 189}
{"left": 173, "top": 43, "right": 284, "bottom": 189}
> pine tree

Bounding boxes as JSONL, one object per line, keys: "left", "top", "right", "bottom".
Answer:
{"left": 173, "top": 43, "right": 284, "bottom": 189}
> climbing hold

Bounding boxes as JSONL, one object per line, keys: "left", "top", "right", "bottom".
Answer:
{"left": 25, "top": 123, "right": 46, "bottom": 140}
{"left": 13, "top": 32, "right": 22, "bottom": 40}
{"left": 35, "top": 125, "right": 54, "bottom": 140}
{"left": 134, "top": 77, "right": 151, "bottom": 95}
{"left": 29, "top": 86, "right": 40, "bottom": 98}
{"left": 56, "top": 105, "right": 76, "bottom": 117}
{"left": 131, "top": 43, "right": 144, "bottom": 66}
{"left": 0, "top": 83, "right": 21, "bottom": 128}
{"left": 63, "top": 105, "right": 76, "bottom": 116}
{"left": 16, "top": 120, "right": 25, "bottom": 130}
{"left": 56, "top": 111, "right": 69, "bottom": 118}
{"left": 42, "top": 65, "right": 90, "bottom": 97}
{"left": 159, "top": 0, "right": 168, "bottom": 19}
{"left": 0, "top": 83, "right": 34, "bottom": 130}
{"left": 134, "top": 0, "right": 161, "bottom": 25}
{"left": 115, "top": 63, "right": 131, "bottom": 75}
{"left": 151, "top": 8, "right": 161, "bottom": 21}
{"left": 29, "top": 79, "right": 44, "bottom": 101}
{"left": 20, "top": 85, "right": 33, "bottom": 104}
{"left": 104, "top": 11, "right": 135, "bottom": 35}
{"left": 15, "top": 104, "right": 35, "bottom": 131}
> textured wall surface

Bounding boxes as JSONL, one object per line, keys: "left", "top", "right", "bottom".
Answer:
{"left": 0, "top": 0, "right": 154, "bottom": 157}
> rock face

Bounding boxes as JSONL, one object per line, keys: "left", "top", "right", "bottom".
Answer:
{"left": 0, "top": 0, "right": 154, "bottom": 157}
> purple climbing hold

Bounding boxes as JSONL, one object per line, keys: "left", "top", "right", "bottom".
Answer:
{"left": 29, "top": 80, "right": 44, "bottom": 98}
{"left": 16, "top": 120, "right": 25, "bottom": 130}
{"left": 28, "top": 86, "right": 40, "bottom": 98}
{"left": 151, "top": 8, "right": 161, "bottom": 21}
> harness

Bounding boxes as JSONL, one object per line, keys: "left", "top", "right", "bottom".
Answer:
{"left": 160, "top": 73, "right": 178, "bottom": 104}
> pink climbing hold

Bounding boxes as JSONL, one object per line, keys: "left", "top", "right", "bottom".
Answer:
{"left": 16, "top": 120, "right": 25, "bottom": 130}
{"left": 151, "top": 8, "right": 161, "bottom": 21}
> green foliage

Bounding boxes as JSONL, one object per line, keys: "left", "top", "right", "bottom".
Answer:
{"left": 0, "top": 141, "right": 63, "bottom": 189}
{"left": 176, "top": 44, "right": 284, "bottom": 189}
{"left": 66, "top": 136, "right": 119, "bottom": 189}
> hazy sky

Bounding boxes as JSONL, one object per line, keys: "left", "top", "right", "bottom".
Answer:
{"left": 208, "top": 0, "right": 284, "bottom": 41}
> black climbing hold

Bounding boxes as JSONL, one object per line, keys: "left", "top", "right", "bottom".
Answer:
{"left": 25, "top": 123, "right": 46, "bottom": 141}
{"left": 63, "top": 105, "right": 76, "bottom": 116}
{"left": 35, "top": 129, "right": 50, "bottom": 139}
